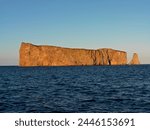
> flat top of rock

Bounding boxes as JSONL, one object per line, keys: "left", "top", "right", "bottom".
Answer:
{"left": 21, "top": 42, "right": 126, "bottom": 53}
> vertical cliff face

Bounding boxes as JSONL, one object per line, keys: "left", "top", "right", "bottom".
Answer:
{"left": 19, "top": 42, "right": 127, "bottom": 66}
{"left": 129, "top": 53, "right": 140, "bottom": 65}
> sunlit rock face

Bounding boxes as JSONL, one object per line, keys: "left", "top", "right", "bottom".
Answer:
{"left": 129, "top": 53, "right": 140, "bottom": 65}
{"left": 19, "top": 42, "right": 127, "bottom": 66}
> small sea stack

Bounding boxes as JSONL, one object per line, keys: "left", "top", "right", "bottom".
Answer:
{"left": 129, "top": 53, "right": 140, "bottom": 65}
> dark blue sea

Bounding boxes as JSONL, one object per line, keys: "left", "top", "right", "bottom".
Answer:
{"left": 0, "top": 65, "right": 150, "bottom": 113}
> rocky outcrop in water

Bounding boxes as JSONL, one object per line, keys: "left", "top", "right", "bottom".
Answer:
{"left": 19, "top": 42, "right": 129, "bottom": 66}
{"left": 129, "top": 53, "right": 140, "bottom": 65}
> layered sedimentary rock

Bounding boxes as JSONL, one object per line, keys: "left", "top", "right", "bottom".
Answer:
{"left": 129, "top": 53, "right": 140, "bottom": 65}
{"left": 19, "top": 42, "right": 128, "bottom": 66}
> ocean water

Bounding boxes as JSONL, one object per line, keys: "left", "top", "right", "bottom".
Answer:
{"left": 0, "top": 65, "right": 150, "bottom": 113}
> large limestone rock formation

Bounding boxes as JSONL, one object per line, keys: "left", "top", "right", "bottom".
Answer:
{"left": 129, "top": 53, "right": 140, "bottom": 65}
{"left": 19, "top": 42, "right": 127, "bottom": 66}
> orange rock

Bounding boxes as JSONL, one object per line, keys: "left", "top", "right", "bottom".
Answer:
{"left": 129, "top": 53, "right": 140, "bottom": 65}
{"left": 19, "top": 42, "right": 127, "bottom": 66}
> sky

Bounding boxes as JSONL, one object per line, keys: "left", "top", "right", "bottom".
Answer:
{"left": 0, "top": 0, "right": 150, "bottom": 65}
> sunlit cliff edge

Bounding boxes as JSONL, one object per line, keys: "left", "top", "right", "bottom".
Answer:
{"left": 19, "top": 42, "right": 140, "bottom": 66}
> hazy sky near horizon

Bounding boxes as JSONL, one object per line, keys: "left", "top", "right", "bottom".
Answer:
{"left": 0, "top": 0, "right": 150, "bottom": 65}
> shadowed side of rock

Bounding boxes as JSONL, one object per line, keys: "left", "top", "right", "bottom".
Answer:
{"left": 19, "top": 42, "right": 127, "bottom": 66}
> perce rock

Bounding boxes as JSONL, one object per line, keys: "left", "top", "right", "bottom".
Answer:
{"left": 19, "top": 42, "right": 138, "bottom": 66}
{"left": 129, "top": 53, "right": 140, "bottom": 65}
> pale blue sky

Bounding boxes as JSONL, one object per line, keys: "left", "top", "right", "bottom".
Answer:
{"left": 0, "top": 0, "right": 150, "bottom": 65}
